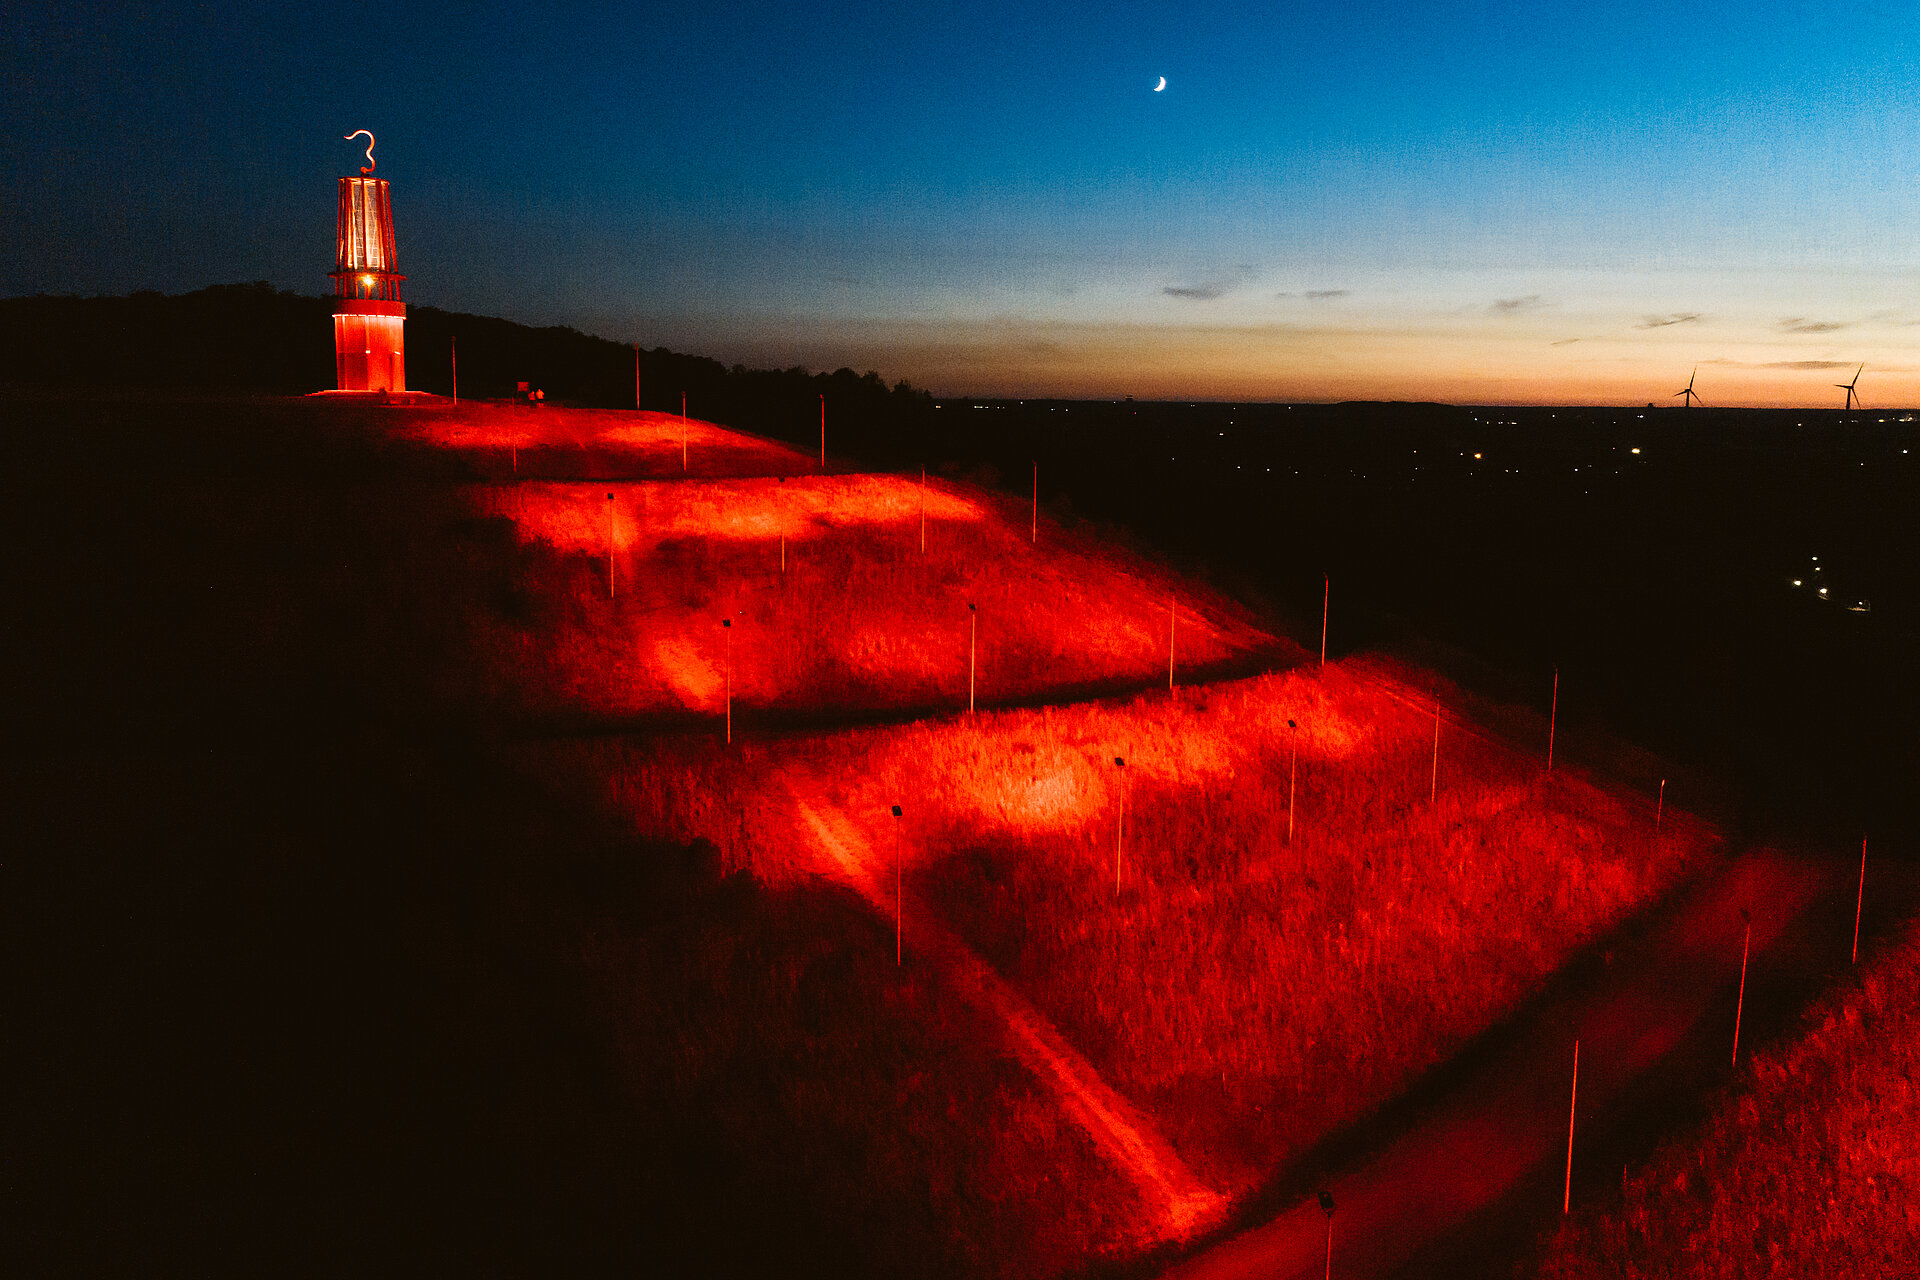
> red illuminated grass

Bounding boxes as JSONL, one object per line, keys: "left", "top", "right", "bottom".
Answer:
{"left": 581, "top": 875, "right": 1156, "bottom": 1276}
{"left": 528, "top": 662, "right": 1718, "bottom": 1206}
{"left": 465, "top": 474, "right": 1274, "bottom": 718}
{"left": 1535, "top": 913, "right": 1920, "bottom": 1278}
{"left": 391, "top": 404, "right": 815, "bottom": 478}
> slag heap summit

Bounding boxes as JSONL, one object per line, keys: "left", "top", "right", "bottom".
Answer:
{"left": 330, "top": 131, "right": 406, "bottom": 393}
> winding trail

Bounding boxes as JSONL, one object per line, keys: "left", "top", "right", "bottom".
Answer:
{"left": 787, "top": 787, "right": 1225, "bottom": 1243}
{"left": 1158, "top": 846, "right": 1830, "bottom": 1279}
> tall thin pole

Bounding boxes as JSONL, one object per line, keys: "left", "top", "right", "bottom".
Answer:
{"left": 450, "top": 335, "right": 457, "bottom": 405}
{"left": 606, "top": 492, "right": 616, "bottom": 599}
{"left": 968, "top": 605, "right": 977, "bottom": 714}
{"left": 1547, "top": 667, "right": 1559, "bottom": 774}
{"left": 1031, "top": 461, "right": 1038, "bottom": 545}
{"left": 1324, "top": 1215, "right": 1333, "bottom": 1280}
{"left": 633, "top": 343, "right": 639, "bottom": 410}
{"left": 1320, "top": 575, "right": 1329, "bottom": 668}
{"left": 1563, "top": 1039, "right": 1579, "bottom": 1214}
{"left": 1853, "top": 838, "right": 1867, "bottom": 963}
{"left": 1656, "top": 778, "right": 1665, "bottom": 829}
{"left": 1168, "top": 594, "right": 1176, "bottom": 693}
{"left": 819, "top": 395, "right": 825, "bottom": 471}
{"left": 723, "top": 621, "right": 733, "bottom": 745}
{"left": 895, "top": 809, "right": 903, "bottom": 966}
{"left": 1430, "top": 708, "right": 1440, "bottom": 803}
{"left": 681, "top": 391, "right": 687, "bottom": 472}
{"left": 1732, "top": 921, "right": 1750, "bottom": 1069}
{"left": 919, "top": 467, "right": 926, "bottom": 554}
{"left": 1115, "top": 772, "right": 1125, "bottom": 896}
{"left": 780, "top": 533, "right": 786, "bottom": 575}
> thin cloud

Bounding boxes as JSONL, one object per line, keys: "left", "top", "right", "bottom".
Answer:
{"left": 1164, "top": 283, "right": 1228, "bottom": 300}
{"left": 1550, "top": 337, "right": 1580, "bottom": 346}
{"left": 1488, "top": 295, "right": 1545, "bottom": 314}
{"left": 1705, "top": 357, "right": 1862, "bottom": 371}
{"left": 1636, "top": 312, "right": 1702, "bottom": 329}
{"left": 1777, "top": 317, "right": 1851, "bottom": 334}
{"left": 1165, "top": 266, "right": 1256, "bottom": 301}
{"left": 1304, "top": 289, "right": 1348, "bottom": 300}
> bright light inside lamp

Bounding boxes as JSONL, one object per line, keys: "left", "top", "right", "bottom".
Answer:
{"left": 361, "top": 274, "right": 373, "bottom": 286}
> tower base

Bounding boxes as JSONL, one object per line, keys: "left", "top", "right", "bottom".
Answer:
{"left": 333, "top": 299, "right": 406, "bottom": 392}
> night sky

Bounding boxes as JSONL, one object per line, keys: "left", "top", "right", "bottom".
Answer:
{"left": 9, "top": 1, "right": 1920, "bottom": 403}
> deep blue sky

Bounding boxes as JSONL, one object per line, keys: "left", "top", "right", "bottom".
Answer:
{"left": 8, "top": 1, "right": 1920, "bottom": 401}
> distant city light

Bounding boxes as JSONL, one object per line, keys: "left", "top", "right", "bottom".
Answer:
{"left": 1792, "top": 580, "right": 1802, "bottom": 587}
{"left": 1630, "top": 447, "right": 1641, "bottom": 454}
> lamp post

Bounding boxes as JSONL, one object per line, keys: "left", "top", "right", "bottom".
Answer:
{"left": 681, "top": 391, "right": 688, "bottom": 472}
{"left": 606, "top": 492, "right": 616, "bottom": 599}
{"left": 1656, "top": 778, "right": 1665, "bottom": 830}
{"left": 1113, "top": 756, "right": 1127, "bottom": 896}
{"left": 450, "top": 335, "right": 457, "bottom": 405}
{"left": 1288, "top": 719, "right": 1299, "bottom": 844}
{"left": 1168, "top": 594, "right": 1177, "bottom": 694}
{"left": 893, "top": 804, "right": 904, "bottom": 965}
{"left": 819, "top": 394, "right": 825, "bottom": 471}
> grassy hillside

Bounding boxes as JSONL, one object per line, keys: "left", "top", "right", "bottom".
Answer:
{"left": 1532, "top": 913, "right": 1920, "bottom": 1279}
{"left": 462, "top": 470, "right": 1272, "bottom": 722}
{"left": 533, "top": 661, "right": 1720, "bottom": 1206}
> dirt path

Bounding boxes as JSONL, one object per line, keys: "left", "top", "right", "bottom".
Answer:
{"left": 787, "top": 788, "right": 1225, "bottom": 1243}
{"left": 1158, "top": 846, "right": 1831, "bottom": 1279}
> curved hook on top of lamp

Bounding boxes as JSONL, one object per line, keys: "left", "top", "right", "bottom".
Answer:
{"left": 344, "top": 130, "right": 375, "bottom": 174}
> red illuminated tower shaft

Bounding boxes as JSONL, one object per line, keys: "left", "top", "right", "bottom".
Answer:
{"left": 331, "top": 173, "right": 406, "bottom": 391}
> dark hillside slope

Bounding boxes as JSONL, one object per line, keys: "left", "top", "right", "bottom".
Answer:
{"left": 0, "top": 285, "right": 935, "bottom": 455}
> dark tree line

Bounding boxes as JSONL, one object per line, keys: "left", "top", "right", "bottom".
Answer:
{"left": 0, "top": 283, "right": 940, "bottom": 464}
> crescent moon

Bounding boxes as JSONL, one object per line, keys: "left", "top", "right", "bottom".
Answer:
{"left": 1154, "top": 76, "right": 1166, "bottom": 92}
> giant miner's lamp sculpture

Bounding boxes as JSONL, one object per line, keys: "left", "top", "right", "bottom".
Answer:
{"left": 331, "top": 131, "right": 406, "bottom": 392}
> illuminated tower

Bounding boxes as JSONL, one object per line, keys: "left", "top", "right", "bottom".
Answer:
{"left": 330, "top": 130, "right": 406, "bottom": 392}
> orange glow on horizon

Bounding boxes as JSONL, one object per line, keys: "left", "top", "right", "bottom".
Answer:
{"left": 733, "top": 314, "right": 1920, "bottom": 407}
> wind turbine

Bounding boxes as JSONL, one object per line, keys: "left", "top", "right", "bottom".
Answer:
{"left": 1836, "top": 364, "right": 1864, "bottom": 412}
{"left": 1674, "top": 367, "right": 1701, "bottom": 408}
